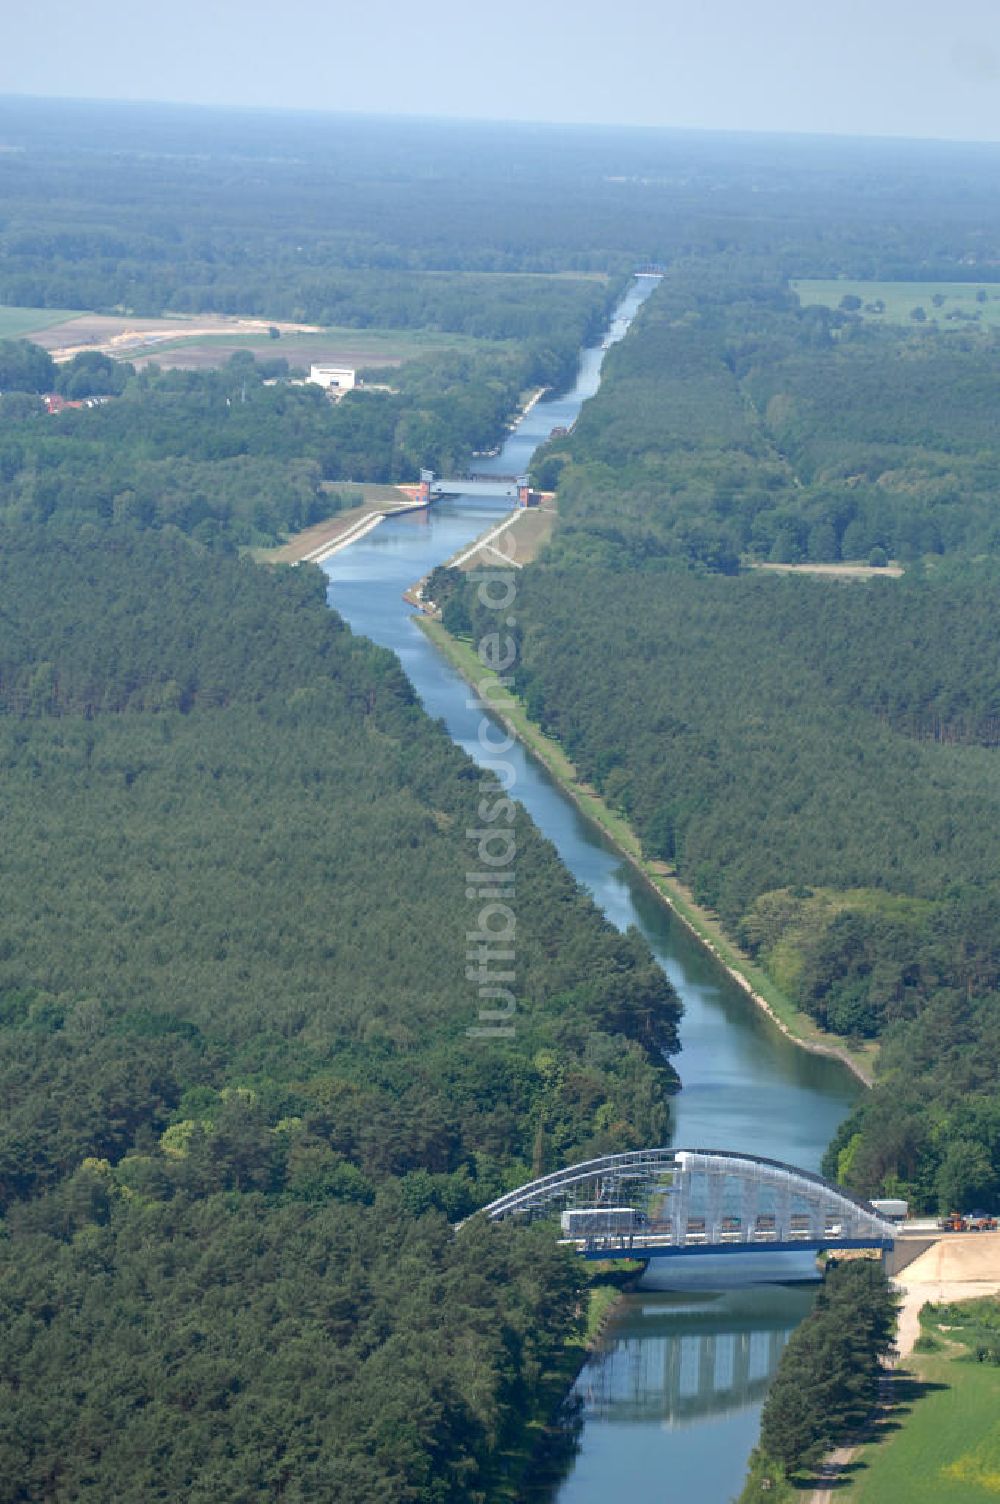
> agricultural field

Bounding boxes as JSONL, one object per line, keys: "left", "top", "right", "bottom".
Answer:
{"left": 123, "top": 328, "right": 493, "bottom": 372}
{"left": 792, "top": 278, "right": 1000, "bottom": 328}
{"left": 0, "top": 304, "right": 84, "bottom": 339}
{"left": 17, "top": 311, "right": 490, "bottom": 371}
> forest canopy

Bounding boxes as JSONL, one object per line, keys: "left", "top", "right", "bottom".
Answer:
{"left": 8, "top": 95, "right": 1000, "bottom": 1495}
{"left": 0, "top": 527, "right": 680, "bottom": 1500}
{"left": 0, "top": 326, "right": 598, "bottom": 549}
{"left": 449, "top": 258, "right": 1000, "bottom": 1216}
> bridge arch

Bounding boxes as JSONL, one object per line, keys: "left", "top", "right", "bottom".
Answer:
{"left": 465, "top": 1147, "right": 895, "bottom": 1258}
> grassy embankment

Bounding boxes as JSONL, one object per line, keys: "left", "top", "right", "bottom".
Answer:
{"left": 420, "top": 617, "right": 877, "bottom": 1085}
{"left": 444, "top": 504, "right": 557, "bottom": 572}
{"left": 792, "top": 278, "right": 1000, "bottom": 329}
{"left": 254, "top": 483, "right": 422, "bottom": 564}
{"left": 839, "top": 1298, "right": 1000, "bottom": 1502}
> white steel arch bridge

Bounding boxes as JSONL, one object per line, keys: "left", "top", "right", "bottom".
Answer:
{"left": 464, "top": 1148, "right": 896, "bottom": 1261}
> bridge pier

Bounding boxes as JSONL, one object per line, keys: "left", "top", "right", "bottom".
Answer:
{"left": 884, "top": 1236, "right": 936, "bottom": 1277}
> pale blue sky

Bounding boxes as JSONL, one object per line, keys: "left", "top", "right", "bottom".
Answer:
{"left": 4, "top": 0, "right": 1000, "bottom": 142}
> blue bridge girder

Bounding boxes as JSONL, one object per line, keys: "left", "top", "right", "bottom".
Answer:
{"left": 463, "top": 1147, "right": 896, "bottom": 1260}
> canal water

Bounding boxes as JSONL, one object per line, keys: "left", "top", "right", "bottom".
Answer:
{"left": 322, "top": 282, "right": 860, "bottom": 1503}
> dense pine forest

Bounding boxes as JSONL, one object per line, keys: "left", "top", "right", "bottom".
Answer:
{"left": 529, "top": 263, "right": 1000, "bottom": 568}
{"left": 0, "top": 528, "right": 679, "bottom": 1499}
{"left": 5, "top": 94, "right": 1000, "bottom": 1500}
{"left": 448, "top": 257, "right": 1000, "bottom": 1217}
{"left": 6, "top": 97, "right": 1000, "bottom": 316}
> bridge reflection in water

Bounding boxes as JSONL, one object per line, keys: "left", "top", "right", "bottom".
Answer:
{"left": 574, "top": 1286, "right": 815, "bottom": 1429}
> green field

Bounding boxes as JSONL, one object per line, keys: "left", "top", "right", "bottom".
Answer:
{"left": 0, "top": 305, "right": 84, "bottom": 338}
{"left": 120, "top": 325, "right": 505, "bottom": 370}
{"left": 845, "top": 1301, "right": 1000, "bottom": 1501}
{"left": 792, "top": 278, "right": 1000, "bottom": 329}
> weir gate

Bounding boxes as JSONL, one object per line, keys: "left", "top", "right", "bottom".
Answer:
{"left": 417, "top": 468, "right": 533, "bottom": 504}
{"left": 467, "top": 1148, "right": 897, "bottom": 1263}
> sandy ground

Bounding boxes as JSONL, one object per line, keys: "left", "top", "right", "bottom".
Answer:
{"left": 755, "top": 561, "right": 904, "bottom": 580}
{"left": 810, "top": 1234, "right": 1000, "bottom": 1502}
{"left": 894, "top": 1232, "right": 1000, "bottom": 1357}
{"left": 29, "top": 313, "right": 323, "bottom": 362}
{"left": 24, "top": 313, "right": 473, "bottom": 372}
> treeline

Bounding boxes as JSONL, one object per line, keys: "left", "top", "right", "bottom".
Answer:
{"left": 2, "top": 1203, "right": 579, "bottom": 1504}
{"left": 8, "top": 99, "right": 1000, "bottom": 317}
{"left": 447, "top": 244, "right": 1000, "bottom": 1219}
{"left": 822, "top": 992, "right": 1000, "bottom": 1216}
{"left": 531, "top": 262, "right": 1000, "bottom": 567}
{"left": 0, "top": 342, "right": 131, "bottom": 400}
{"left": 202, "top": 268, "right": 619, "bottom": 344}
{"left": 0, "top": 335, "right": 581, "bottom": 549}
{"left": 740, "top": 1260, "right": 897, "bottom": 1495}
{"left": 451, "top": 565, "right": 1000, "bottom": 1047}
{"left": 0, "top": 527, "right": 681, "bottom": 1499}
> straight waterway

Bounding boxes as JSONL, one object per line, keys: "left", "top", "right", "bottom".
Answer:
{"left": 322, "top": 280, "right": 860, "bottom": 1503}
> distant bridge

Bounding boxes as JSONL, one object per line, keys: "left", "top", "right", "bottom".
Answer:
{"left": 468, "top": 1148, "right": 896, "bottom": 1261}
{"left": 417, "top": 468, "right": 534, "bottom": 503}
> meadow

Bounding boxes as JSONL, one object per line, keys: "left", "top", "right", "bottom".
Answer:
{"left": 792, "top": 277, "right": 1000, "bottom": 328}
{"left": 846, "top": 1299, "right": 1000, "bottom": 1502}
{"left": 0, "top": 304, "right": 83, "bottom": 338}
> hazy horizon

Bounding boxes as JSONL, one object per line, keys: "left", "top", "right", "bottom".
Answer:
{"left": 6, "top": 0, "right": 1000, "bottom": 146}
{"left": 5, "top": 90, "right": 1000, "bottom": 159}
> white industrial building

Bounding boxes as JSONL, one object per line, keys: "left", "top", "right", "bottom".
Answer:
{"left": 308, "top": 365, "right": 356, "bottom": 392}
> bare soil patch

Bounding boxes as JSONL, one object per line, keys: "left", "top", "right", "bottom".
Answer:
{"left": 895, "top": 1233, "right": 1000, "bottom": 1358}
{"left": 754, "top": 561, "right": 904, "bottom": 580}
{"left": 31, "top": 313, "right": 322, "bottom": 362}
{"left": 29, "top": 314, "right": 485, "bottom": 372}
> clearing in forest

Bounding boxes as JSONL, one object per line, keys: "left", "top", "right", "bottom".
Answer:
{"left": 19, "top": 312, "right": 490, "bottom": 371}
{"left": 793, "top": 278, "right": 1000, "bottom": 328}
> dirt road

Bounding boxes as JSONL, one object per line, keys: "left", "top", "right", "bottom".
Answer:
{"left": 894, "top": 1232, "right": 1000, "bottom": 1357}
{"left": 31, "top": 313, "right": 322, "bottom": 363}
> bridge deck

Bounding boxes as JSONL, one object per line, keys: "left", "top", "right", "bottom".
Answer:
{"left": 431, "top": 477, "right": 522, "bottom": 498}
{"left": 570, "top": 1235, "right": 893, "bottom": 1261}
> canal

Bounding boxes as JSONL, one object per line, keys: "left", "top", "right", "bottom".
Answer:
{"left": 322, "top": 281, "right": 861, "bottom": 1503}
